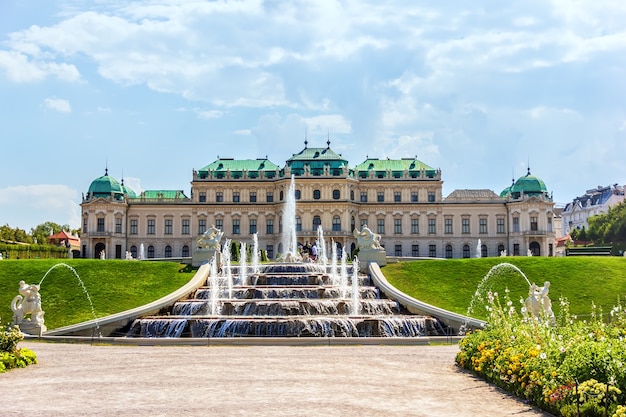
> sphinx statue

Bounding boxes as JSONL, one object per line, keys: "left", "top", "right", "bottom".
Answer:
{"left": 196, "top": 225, "right": 224, "bottom": 251}
{"left": 11, "top": 280, "right": 46, "bottom": 333}
{"left": 353, "top": 225, "right": 383, "bottom": 251}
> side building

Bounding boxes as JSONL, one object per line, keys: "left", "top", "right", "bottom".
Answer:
{"left": 561, "top": 184, "right": 625, "bottom": 236}
{"left": 80, "top": 142, "right": 556, "bottom": 259}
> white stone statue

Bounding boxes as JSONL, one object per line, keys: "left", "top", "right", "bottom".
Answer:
{"left": 125, "top": 250, "right": 134, "bottom": 260}
{"left": 353, "top": 225, "right": 383, "bottom": 251}
{"left": 524, "top": 281, "right": 555, "bottom": 325}
{"left": 11, "top": 280, "right": 46, "bottom": 332}
{"left": 196, "top": 225, "right": 224, "bottom": 251}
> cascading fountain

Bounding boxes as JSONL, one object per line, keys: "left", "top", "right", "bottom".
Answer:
{"left": 123, "top": 175, "right": 447, "bottom": 338}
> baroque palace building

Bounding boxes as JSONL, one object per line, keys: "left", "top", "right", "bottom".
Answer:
{"left": 80, "top": 141, "right": 556, "bottom": 260}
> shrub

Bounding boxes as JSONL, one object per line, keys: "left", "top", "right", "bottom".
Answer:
{"left": 456, "top": 292, "right": 626, "bottom": 416}
{"left": 0, "top": 318, "right": 38, "bottom": 373}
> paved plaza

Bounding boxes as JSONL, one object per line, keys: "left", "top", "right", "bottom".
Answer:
{"left": 0, "top": 341, "right": 553, "bottom": 416}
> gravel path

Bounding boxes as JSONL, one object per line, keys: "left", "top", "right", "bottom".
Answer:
{"left": 1, "top": 341, "right": 553, "bottom": 416}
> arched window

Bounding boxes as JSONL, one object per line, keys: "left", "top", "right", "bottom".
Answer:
{"left": 182, "top": 245, "right": 190, "bottom": 257}
{"left": 445, "top": 245, "right": 453, "bottom": 258}
{"left": 147, "top": 245, "right": 155, "bottom": 258}
{"left": 164, "top": 245, "right": 172, "bottom": 258}
{"left": 462, "top": 245, "right": 470, "bottom": 258}
{"left": 295, "top": 189, "right": 301, "bottom": 200}
{"left": 481, "top": 244, "right": 488, "bottom": 258}
{"left": 313, "top": 189, "right": 321, "bottom": 200}
{"left": 280, "top": 190, "right": 284, "bottom": 201}
{"left": 332, "top": 216, "right": 341, "bottom": 232}
{"left": 497, "top": 244, "right": 505, "bottom": 256}
{"left": 313, "top": 215, "right": 321, "bottom": 231}
{"left": 130, "top": 245, "right": 138, "bottom": 259}
{"left": 295, "top": 216, "right": 302, "bottom": 232}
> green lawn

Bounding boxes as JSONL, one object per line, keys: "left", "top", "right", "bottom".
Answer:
{"left": 2, "top": 257, "right": 624, "bottom": 331}
{"left": 0, "top": 259, "right": 195, "bottom": 329}
{"left": 382, "top": 256, "right": 626, "bottom": 320}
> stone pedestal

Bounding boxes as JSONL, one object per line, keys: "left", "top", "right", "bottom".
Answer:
{"left": 358, "top": 249, "right": 387, "bottom": 272}
{"left": 192, "top": 249, "right": 220, "bottom": 267}
{"left": 17, "top": 321, "right": 46, "bottom": 336}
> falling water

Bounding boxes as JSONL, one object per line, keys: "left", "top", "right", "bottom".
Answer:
{"left": 464, "top": 262, "right": 532, "bottom": 320}
{"left": 281, "top": 175, "right": 298, "bottom": 258}
{"left": 139, "top": 243, "right": 145, "bottom": 260}
{"left": 38, "top": 263, "right": 101, "bottom": 336}
{"left": 240, "top": 242, "right": 248, "bottom": 286}
{"left": 475, "top": 239, "right": 482, "bottom": 258}
{"left": 340, "top": 249, "right": 349, "bottom": 299}
{"left": 351, "top": 257, "right": 361, "bottom": 316}
{"left": 209, "top": 256, "right": 220, "bottom": 315}
{"left": 222, "top": 239, "right": 233, "bottom": 299}
{"left": 252, "top": 233, "right": 259, "bottom": 275}
{"left": 330, "top": 240, "right": 338, "bottom": 286}
{"left": 317, "top": 225, "right": 327, "bottom": 268}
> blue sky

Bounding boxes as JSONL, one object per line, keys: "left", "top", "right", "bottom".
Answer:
{"left": 1, "top": 0, "right": 625, "bottom": 231}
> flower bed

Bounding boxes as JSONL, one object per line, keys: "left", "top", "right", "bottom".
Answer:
{"left": 1, "top": 319, "right": 37, "bottom": 373}
{"left": 456, "top": 290, "right": 626, "bottom": 416}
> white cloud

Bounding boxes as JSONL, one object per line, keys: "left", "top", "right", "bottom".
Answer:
{"left": 0, "top": 50, "right": 80, "bottom": 83}
{"left": 195, "top": 109, "right": 223, "bottom": 119}
{"left": 43, "top": 98, "right": 72, "bottom": 113}
{"left": 0, "top": 185, "right": 80, "bottom": 230}
{"left": 302, "top": 115, "right": 352, "bottom": 135}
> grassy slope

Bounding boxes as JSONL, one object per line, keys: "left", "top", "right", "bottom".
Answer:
{"left": 382, "top": 257, "right": 626, "bottom": 320}
{"left": 2, "top": 257, "right": 624, "bottom": 330}
{"left": 0, "top": 259, "right": 195, "bottom": 329}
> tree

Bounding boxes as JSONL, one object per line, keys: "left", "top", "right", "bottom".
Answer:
{"left": 30, "top": 221, "right": 70, "bottom": 244}
{"left": 587, "top": 201, "right": 626, "bottom": 244}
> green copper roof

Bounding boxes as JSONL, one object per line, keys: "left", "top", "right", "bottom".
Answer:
{"left": 87, "top": 170, "right": 138, "bottom": 200}
{"left": 285, "top": 144, "right": 349, "bottom": 175}
{"left": 502, "top": 168, "right": 549, "bottom": 199}
{"left": 88, "top": 170, "right": 124, "bottom": 199}
{"left": 198, "top": 158, "right": 280, "bottom": 179}
{"left": 354, "top": 157, "right": 437, "bottom": 178}
{"left": 134, "top": 190, "right": 188, "bottom": 199}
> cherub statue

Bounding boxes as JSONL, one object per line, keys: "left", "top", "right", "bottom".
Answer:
{"left": 524, "top": 281, "right": 555, "bottom": 325}
{"left": 11, "top": 280, "right": 45, "bottom": 326}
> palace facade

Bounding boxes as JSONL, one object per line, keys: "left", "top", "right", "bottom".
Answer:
{"left": 80, "top": 141, "right": 556, "bottom": 260}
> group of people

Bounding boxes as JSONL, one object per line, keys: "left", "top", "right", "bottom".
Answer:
{"left": 300, "top": 241, "right": 319, "bottom": 260}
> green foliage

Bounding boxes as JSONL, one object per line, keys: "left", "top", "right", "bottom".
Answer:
{"left": 588, "top": 201, "right": 626, "bottom": 245}
{"left": 456, "top": 293, "right": 626, "bottom": 416}
{"left": 0, "top": 319, "right": 37, "bottom": 373}
{"left": 231, "top": 241, "right": 240, "bottom": 262}
{"left": 0, "top": 224, "right": 32, "bottom": 244}
{"left": 0, "top": 259, "right": 195, "bottom": 329}
{"left": 382, "top": 257, "right": 626, "bottom": 319}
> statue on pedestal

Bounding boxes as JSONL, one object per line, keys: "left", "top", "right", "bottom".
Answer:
{"left": 192, "top": 225, "right": 224, "bottom": 267}
{"left": 353, "top": 225, "right": 383, "bottom": 251}
{"left": 524, "top": 281, "right": 555, "bottom": 325}
{"left": 196, "top": 225, "right": 224, "bottom": 251}
{"left": 353, "top": 225, "right": 386, "bottom": 270}
{"left": 11, "top": 280, "right": 46, "bottom": 334}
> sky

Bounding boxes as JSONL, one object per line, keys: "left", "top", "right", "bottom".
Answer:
{"left": 1, "top": 0, "right": 625, "bottom": 232}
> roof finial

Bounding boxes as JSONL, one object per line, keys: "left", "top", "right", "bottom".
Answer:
{"left": 304, "top": 128, "right": 308, "bottom": 148}
{"left": 105, "top": 157, "right": 108, "bottom": 176}
{"left": 327, "top": 130, "right": 330, "bottom": 148}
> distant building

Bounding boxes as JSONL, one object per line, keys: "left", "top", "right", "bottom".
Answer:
{"left": 562, "top": 184, "right": 625, "bottom": 236}
{"left": 80, "top": 141, "right": 556, "bottom": 259}
{"left": 49, "top": 230, "right": 81, "bottom": 258}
